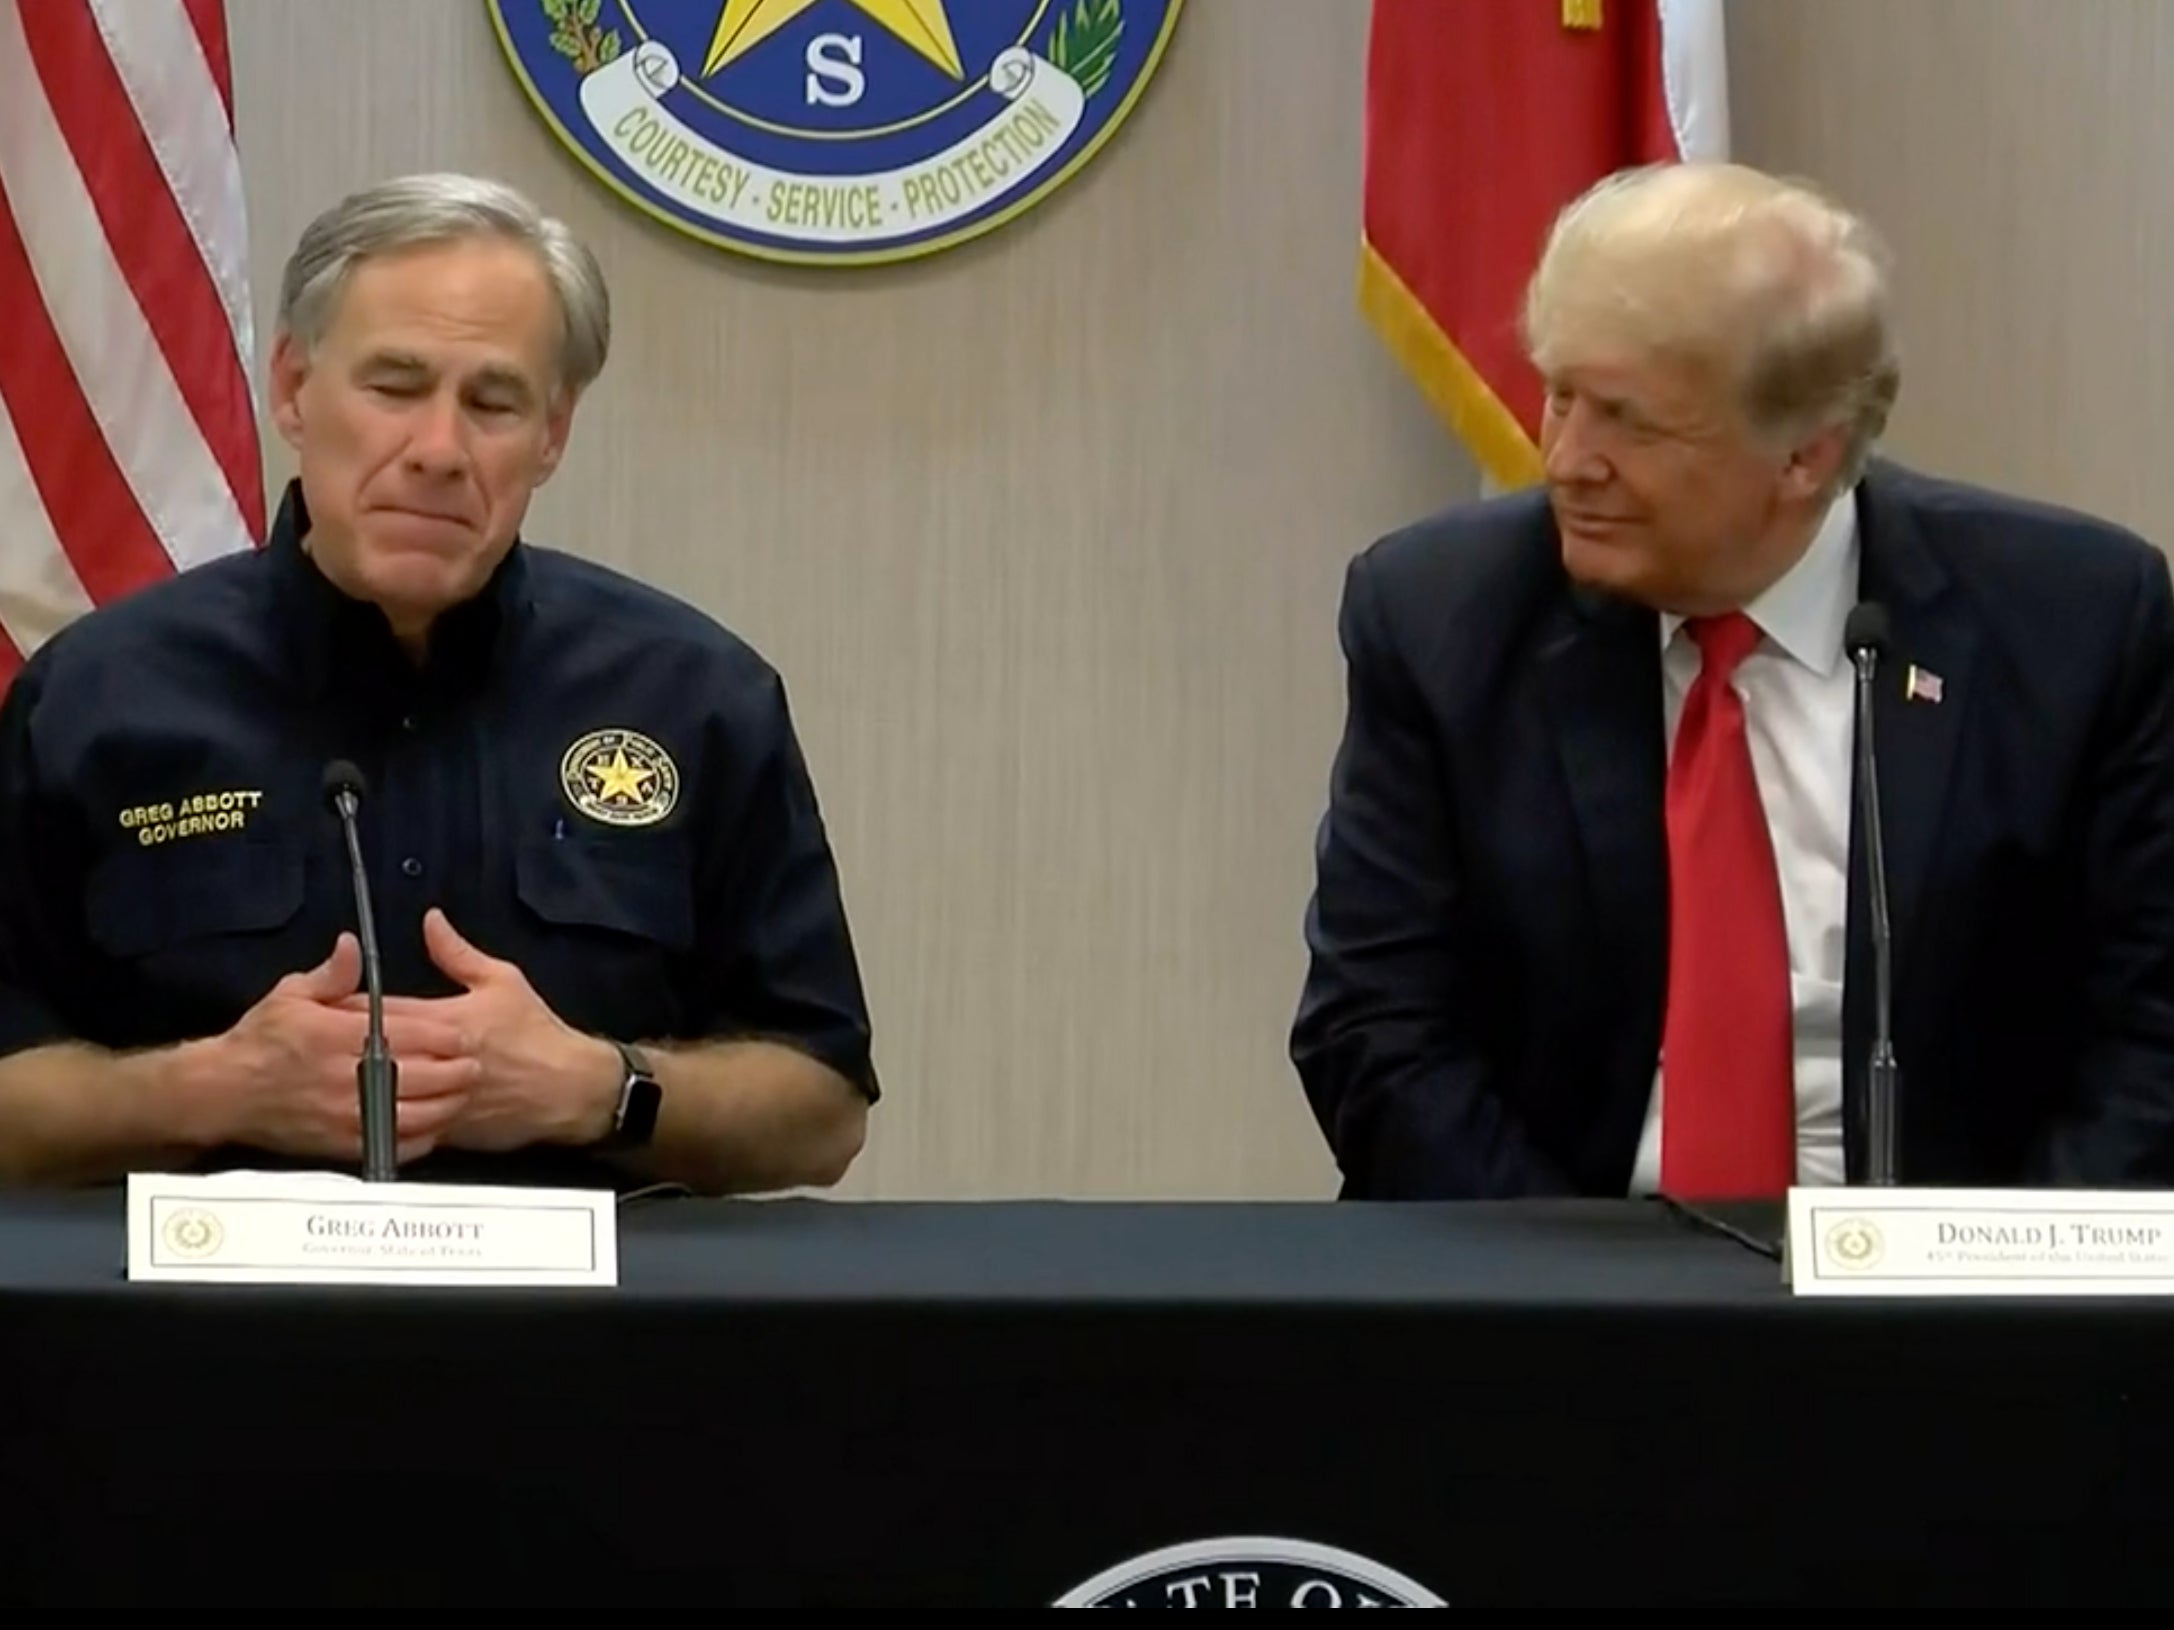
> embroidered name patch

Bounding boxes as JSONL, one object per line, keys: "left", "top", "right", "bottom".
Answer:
{"left": 117, "top": 789, "right": 265, "bottom": 847}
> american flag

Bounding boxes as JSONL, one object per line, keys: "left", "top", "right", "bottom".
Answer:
{"left": 0, "top": 0, "right": 264, "bottom": 691}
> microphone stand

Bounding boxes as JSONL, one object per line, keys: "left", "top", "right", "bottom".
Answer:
{"left": 1851, "top": 640, "right": 1900, "bottom": 1187}
{"left": 329, "top": 780, "right": 397, "bottom": 1183}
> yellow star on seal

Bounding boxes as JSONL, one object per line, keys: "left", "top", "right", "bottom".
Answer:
{"left": 702, "top": 0, "right": 964, "bottom": 80}
{"left": 587, "top": 748, "right": 656, "bottom": 805}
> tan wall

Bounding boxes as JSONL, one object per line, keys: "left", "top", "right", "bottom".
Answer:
{"left": 1728, "top": 0, "right": 2174, "bottom": 543}
{"left": 227, "top": 0, "right": 2174, "bottom": 1198}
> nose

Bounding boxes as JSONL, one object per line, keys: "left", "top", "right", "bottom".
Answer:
{"left": 402, "top": 391, "right": 471, "bottom": 478}
{"left": 1540, "top": 395, "right": 1608, "bottom": 485}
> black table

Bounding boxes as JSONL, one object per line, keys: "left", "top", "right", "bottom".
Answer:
{"left": 1, "top": 1190, "right": 2171, "bottom": 1607}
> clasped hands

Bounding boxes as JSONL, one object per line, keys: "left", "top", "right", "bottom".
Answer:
{"left": 185, "top": 906, "right": 622, "bottom": 1167}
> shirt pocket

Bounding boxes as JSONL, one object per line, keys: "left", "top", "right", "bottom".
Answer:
{"left": 84, "top": 834, "right": 307, "bottom": 960}
{"left": 511, "top": 833, "right": 695, "bottom": 1038}
{"left": 76, "top": 834, "right": 314, "bottom": 1045}
{"left": 512, "top": 833, "right": 695, "bottom": 952}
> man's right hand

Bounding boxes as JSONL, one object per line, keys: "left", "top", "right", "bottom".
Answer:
{"left": 182, "top": 933, "right": 481, "bottom": 1166}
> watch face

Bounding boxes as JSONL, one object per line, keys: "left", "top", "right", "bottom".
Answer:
{"left": 605, "top": 1041, "right": 661, "bottom": 1146}
{"left": 621, "top": 1074, "right": 662, "bottom": 1142}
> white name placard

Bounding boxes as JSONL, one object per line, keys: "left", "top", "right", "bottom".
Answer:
{"left": 1787, "top": 1186, "right": 2174, "bottom": 1297}
{"left": 126, "top": 1170, "right": 617, "bottom": 1287}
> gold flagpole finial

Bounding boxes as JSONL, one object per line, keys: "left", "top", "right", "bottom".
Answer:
{"left": 1563, "top": 0, "right": 1602, "bottom": 29}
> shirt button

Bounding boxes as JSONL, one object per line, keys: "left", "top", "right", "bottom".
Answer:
{"left": 401, "top": 857, "right": 424, "bottom": 878}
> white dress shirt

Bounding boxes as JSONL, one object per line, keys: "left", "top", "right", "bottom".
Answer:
{"left": 1629, "top": 487, "right": 1860, "bottom": 1193}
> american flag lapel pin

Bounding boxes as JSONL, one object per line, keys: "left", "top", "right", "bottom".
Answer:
{"left": 1905, "top": 663, "right": 1944, "bottom": 704}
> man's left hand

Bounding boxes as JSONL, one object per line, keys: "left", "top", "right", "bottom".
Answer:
{"left": 347, "top": 907, "right": 620, "bottom": 1153}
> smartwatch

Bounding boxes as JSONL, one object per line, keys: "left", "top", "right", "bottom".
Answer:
{"left": 600, "top": 1038, "right": 661, "bottom": 1149}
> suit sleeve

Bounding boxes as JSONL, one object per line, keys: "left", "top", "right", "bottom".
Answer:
{"left": 1289, "top": 548, "right": 1575, "bottom": 1199}
{"left": 2029, "top": 542, "right": 2174, "bottom": 1184}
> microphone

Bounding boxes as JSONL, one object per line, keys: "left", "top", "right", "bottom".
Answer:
{"left": 1843, "top": 603, "right": 1900, "bottom": 1186}
{"left": 321, "top": 760, "right": 397, "bottom": 1182}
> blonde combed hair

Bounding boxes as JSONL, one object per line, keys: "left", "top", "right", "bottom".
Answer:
{"left": 1520, "top": 162, "right": 1900, "bottom": 487}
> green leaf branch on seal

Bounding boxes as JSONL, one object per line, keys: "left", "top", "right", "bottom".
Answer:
{"left": 1045, "top": 0, "right": 1124, "bottom": 98}
{"left": 542, "top": 0, "right": 622, "bottom": 73}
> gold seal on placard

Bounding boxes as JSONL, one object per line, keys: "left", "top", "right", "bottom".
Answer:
{"left": 1824, "top": 1217, "right": 1884, "bottom": 1271}
{"left": 161, "top": 1206, "right": 225, "bottom": 1260}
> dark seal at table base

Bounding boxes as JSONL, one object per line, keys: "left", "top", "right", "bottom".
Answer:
{"left": 1052, "top": 1535, "right": 1447, "bottom": 1607}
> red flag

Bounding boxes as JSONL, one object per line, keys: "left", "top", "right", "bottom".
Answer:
{"left": 0, "top": 0, "right": 266, "bottom": 690}
{"left": 1359, "top": 0, "right": 1729, "bottom": 489}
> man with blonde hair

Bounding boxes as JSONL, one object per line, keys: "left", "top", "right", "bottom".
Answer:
{"left": 1291, "top": 160, "right": 2174, "bottom": 1201}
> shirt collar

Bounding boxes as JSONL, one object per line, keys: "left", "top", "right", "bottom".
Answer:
{"left": 1661, "top": 484, "right": 1861, "bottom": 677}
{"left": 268, "top": 478, "right": 533, "bottom": 701}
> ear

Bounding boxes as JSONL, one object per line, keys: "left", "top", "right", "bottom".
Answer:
{"left": 534, "top": 386, "right": 580, "bottom": 486}
{"left": 1779, "top": 421, "right": 1850, "bottom": 505}
{"left": 267, "top": 329, "right": 311, "bottom": 451}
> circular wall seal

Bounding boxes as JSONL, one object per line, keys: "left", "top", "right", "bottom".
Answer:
{"left": 486, "top": 0, "right": 1187, "bottom": 264}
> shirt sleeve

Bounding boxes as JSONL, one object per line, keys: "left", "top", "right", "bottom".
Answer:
{"left": 687, "top": 668, "right": 879, "bottom": 1101}
{"left": 0, "top": 660, "right": 74, "bottom": 1060}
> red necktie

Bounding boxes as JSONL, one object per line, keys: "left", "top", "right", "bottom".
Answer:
{"left": 1660, "top": 612, "right": 1796, "bottom": 1198}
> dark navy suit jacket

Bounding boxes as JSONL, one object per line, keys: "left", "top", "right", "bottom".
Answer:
{"left": 1290, "top": 460, "right": 2174, "bottom": 1198}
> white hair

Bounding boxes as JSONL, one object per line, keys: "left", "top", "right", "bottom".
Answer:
{"left": 277, "top": 172, "right": 610, "bottom": 393}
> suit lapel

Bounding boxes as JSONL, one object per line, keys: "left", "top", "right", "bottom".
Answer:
{"left": 1843, "top": 466, "right": 1980, "bottom": 1173}
{"left": 1538, "top": 587, "right": 1669, "bottom": 1088}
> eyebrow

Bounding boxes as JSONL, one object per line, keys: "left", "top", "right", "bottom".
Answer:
{"left": 354, "top": 351, "right": 537, "bottom": 404}
{"left": 354, "top": 350, "right": 430, "bottom": 378}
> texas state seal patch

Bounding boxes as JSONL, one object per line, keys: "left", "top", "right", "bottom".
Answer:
{"left": 486, "top": 0, "right": 1187, "bottom": 264}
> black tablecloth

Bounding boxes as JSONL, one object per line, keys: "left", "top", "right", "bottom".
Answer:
{"left": 1, "top": 1190, "right": 2171, "bottom": 1607}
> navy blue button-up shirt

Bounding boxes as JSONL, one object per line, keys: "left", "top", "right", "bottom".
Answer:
{"left": 0, "top": 482, "right": 876, "bottom": 1187}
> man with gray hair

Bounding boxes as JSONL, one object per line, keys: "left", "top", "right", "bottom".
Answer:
{"left": 1292, "top": 160, "right": 2174, "bottom": 1202}
{"left": 0, "top": 172, "right": 877, "bottom": 1195}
